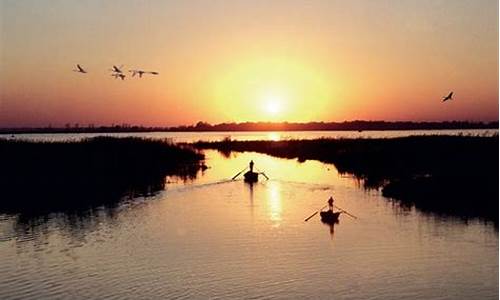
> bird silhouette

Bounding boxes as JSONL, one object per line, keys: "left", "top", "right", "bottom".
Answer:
{"left": 442, "top": 91, "right": 453, "bottom": 102}
{"left": 73, "top": 64, "right": 87, "bottom": 73}
{"left": 129, "top": 69, "right": 159, "bottom": 78}
{"left": 129, "top": 70, "right": 145, "bottom": 78}
{"left": 110, "top": 65, "right": 124, "bottom": 73}
{"left": 111, "top": 73, "right": 126, "bottom": 80}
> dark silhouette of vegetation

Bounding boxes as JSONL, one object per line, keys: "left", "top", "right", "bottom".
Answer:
{"left": 193, "top": 135, "right": 499, "bottom": 222}
{"left": 0, "top": 137, "right": 204, "bottom": 215}
{"left": 171, "top": 120, "right": 499, "bottom": 132}
{"left": 1, "top": 120, "right": 497, "bottom": 134}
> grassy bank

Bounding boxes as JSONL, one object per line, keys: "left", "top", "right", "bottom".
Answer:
{"left": 0, "top": 137, "right": 204, "bottom": 214}
{"left": 193, "top": 135, "right": 499, "bottom": 222}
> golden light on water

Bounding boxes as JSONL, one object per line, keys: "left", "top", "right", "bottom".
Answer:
{"left": 266, "top": 181, "right": 282, "bottom": 226}
{"left": 267, "top": 132, "right": 281, "bottom": 141}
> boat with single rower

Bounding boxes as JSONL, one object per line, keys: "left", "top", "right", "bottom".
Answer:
{"left": 243, "top": 171, "right": 259, "bottom": 183}
{"left": 320, "top": 210, "right": 342, "bottom": 223}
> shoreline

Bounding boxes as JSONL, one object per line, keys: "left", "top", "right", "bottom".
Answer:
{"left": 192, "top": 135, "right": 499, "bottom": 223}
{"left": 1, "top": 128, "right": 498, "bottom": 136}
{"left": 1, "top": 135, "right": 498, "bottom": 223}
{"left": 1, "top": 121, "right": 498, "bottom": 135}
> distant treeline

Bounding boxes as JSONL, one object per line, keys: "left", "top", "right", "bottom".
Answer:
{"left": 193, "top": 135, "right": 499, "bottom": 223}
{"left": 1, "top": 120, "right": 498, "bottom": 134}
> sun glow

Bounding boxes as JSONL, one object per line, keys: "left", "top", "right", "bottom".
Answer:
{"left": 263, "top": 95, "right": 283, "bottom": 115}
{"left": 210, "top": 54, "right": 335, "bottom": 122}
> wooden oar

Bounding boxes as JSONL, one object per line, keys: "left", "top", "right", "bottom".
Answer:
{"left": 304, "top": 205, "right": 328, "bottom": 222}
{"left": 333, "top": 204, "right": 358, "bottom": 219}
{"left": 253, "top": 167, "right": 269, "bottom": 180}
{"left": 231, "top": 167, "right": 247, "bottom": 180}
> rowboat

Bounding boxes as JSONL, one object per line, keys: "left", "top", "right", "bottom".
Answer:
{"left": 243, "top": 171, "right": 259, "bottom": 183}
{"left": 320, "top": 210, "right": 341, "bottom": 223}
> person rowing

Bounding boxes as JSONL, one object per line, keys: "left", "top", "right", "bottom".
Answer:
{"left": 249, "top": 160, "right": 254, "bottom": 172}
{"left": 327, "top": 196, "right": 334, "bottom": 212}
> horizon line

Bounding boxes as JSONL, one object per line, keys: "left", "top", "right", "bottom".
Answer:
{"left": 0, "top": 120, "right": 498, "bottom": 133}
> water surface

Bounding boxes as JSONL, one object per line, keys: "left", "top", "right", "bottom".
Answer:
{"left": 0, "top": 150, "right": 497, "bottom": 299}
{"left": 2, "top": 129, "right": 497, "bottom": 143}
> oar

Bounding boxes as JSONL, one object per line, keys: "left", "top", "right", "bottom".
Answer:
{"left": 260, "top": 172, "right": 269, "bottom": 180}
{"left": 231, "top": 167, "right": 247, "bottom": 180}
{"left": 304, "top": 205, "right": 328, "bottom": 222}
{"left": 254, "top": 167, "right": 269, "bottom": 180}
{"left": 333, "top": 204, "right": 358, "bottom": 219}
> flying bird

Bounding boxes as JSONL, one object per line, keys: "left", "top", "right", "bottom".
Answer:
{"left": 442, "top": 91, "right": 453, "bottom": 102}
{"left": 110, "top": 65, "right": 124, "bottom": 73}
{"left": 129, "top": 69, "right": 159, "bottom": 78}
{"left": 111, "top": 73, "right": 126, "bottom": 80}
{"left": 129, "top": 70, "right": 146, "bottom": 78}
{"left": 73, "top": 64, "right": 87, "bottom": 73}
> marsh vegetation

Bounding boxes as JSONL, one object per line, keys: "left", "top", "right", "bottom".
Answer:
{"left": 193, "top": 135, "right": 499, "bottom": 222}
{"left": 0, "top": 137, "right": 204, "bottom": 214}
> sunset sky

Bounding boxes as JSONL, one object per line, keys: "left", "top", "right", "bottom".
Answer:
{"left": 1, "top": 0, "right": 498, "bottom": 127}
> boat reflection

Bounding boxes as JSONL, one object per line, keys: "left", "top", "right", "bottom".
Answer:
{"left": 321, "top": 214, "right": 340, "bottom": 239}
{"left": 245, "top": 181, "right": 255, "bottom": 205}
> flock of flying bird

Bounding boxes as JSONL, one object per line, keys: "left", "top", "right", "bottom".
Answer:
{"left": 73, "top": 64, "right": 158, "bottom": 80}
{"left": 73, "top": 63, "right": 454, "bottom": 102}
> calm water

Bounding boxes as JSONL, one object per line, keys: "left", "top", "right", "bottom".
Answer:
{"left": 0, "top": 149, "right": 497, "bottom": 299}
{"left": 1, "top": 129, "right": 497, "bottom": 142}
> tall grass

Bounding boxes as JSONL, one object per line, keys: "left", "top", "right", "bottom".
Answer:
{"left": 0, "top": 137, "right": 204, "bottom": 214}
{"left": 193, "top": 135, "right": 499, "bottom": 222}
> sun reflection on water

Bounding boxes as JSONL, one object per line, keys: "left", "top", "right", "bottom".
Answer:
{"left": 266, "top": 181, "right": 282, "bottom": 226}
{"left": 1, "top": 149, "right": 498, "bottom": 300}
{"left": 267, "top": 132, "right": 281, "bottom": 141}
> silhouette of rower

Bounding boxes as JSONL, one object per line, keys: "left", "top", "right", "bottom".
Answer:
{"left": 328, "top": 196, "right": 334, "bottom": 212}
{"left": 249, "top": 160, "right": 254, "bottom": 172}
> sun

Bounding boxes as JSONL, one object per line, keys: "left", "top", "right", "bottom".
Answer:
{"left": 265, "top": 100, "right": 281, "bottom": 114}
{"left": 263, "top": 95, "right": 283, "bottom": 116}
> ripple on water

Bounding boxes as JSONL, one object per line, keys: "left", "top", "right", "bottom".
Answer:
{"left": 0, "top": 150, "right": 497, "bottom": 299}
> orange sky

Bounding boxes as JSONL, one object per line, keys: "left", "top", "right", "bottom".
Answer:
{"left": 0, "top": 0, "right": 498, "bottom": 127}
